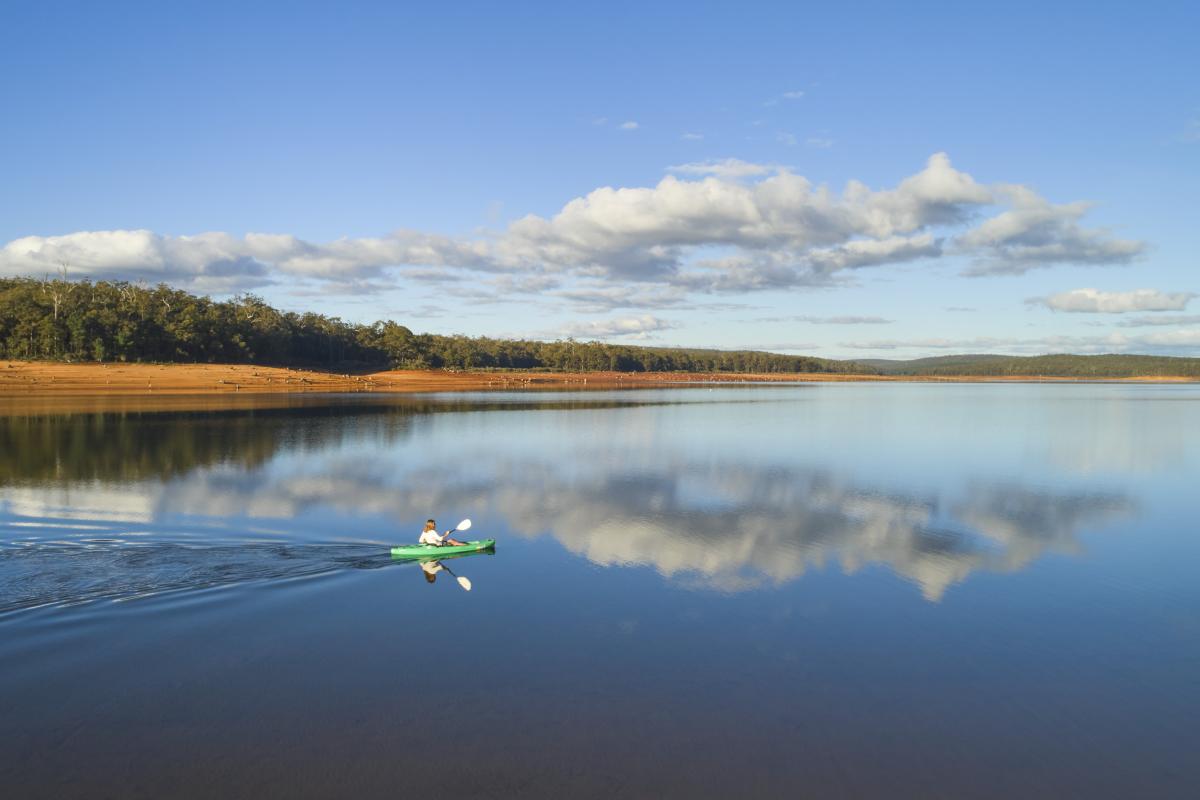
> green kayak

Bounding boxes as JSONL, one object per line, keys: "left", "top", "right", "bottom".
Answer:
{"left": 390, "top": 539, "right": 495, "bottom": 558}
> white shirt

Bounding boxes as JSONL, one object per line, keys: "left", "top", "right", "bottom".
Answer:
{"left": 418, "top": 529, "right": 444, "bottom": 545}
{"left": 420, "top": 561, "right": 443, "bottom": 576}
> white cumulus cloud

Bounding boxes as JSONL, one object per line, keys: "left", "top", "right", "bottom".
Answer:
{"left": 959, "top": 186, "right": 1145, "bottom": 275}
{"left": 1030, "top": 288, "right": 1196, "bottom": 313}
{"left": 556, "top": 315, "right": 678, "bottom": 339}
{"left": 0, "top": 228, "right": 491, "bottom": 291}
{"left": 0, "top": 154, "right": 1148, "bottom": 303}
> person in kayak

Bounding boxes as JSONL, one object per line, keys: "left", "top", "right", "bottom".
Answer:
{"left": 419, "top": 519, "right": 466, "bottom": 547}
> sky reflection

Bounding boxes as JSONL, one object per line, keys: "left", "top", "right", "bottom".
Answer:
{"left": 2, "top": 385, "right": 1183, "bottom": 607}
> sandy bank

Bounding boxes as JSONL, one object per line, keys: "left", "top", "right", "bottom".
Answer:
{"left": 0, "top": 360, "right": 1194, "bottom": 402}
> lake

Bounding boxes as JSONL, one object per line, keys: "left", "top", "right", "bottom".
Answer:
{"left": 1, "top": 384, "right": 1197, "bottom": 798}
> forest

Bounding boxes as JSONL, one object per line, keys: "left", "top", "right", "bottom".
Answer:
{"left": 0, "top": 277, "right": 869, "bottom": 374}
{"left": 6, "top": 277, "right": 1200, "bottom": 378}
{"left": 862, "top": 353, "right": 1200, "bottom": 378}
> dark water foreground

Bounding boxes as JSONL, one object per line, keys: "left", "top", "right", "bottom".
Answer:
{"left": 1, "top": 385, "right": 1197, "bottom": 798}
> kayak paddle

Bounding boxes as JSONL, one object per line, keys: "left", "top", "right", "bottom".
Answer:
{"left": 437, "top": 519, "right": 473, "bottom": 590}
{"left": 439, "top": 562, "right": 472, "bottom": 592}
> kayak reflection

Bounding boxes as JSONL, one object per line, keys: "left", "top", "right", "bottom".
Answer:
{"left": 420, "top": 560, "right": 444, "bottom": 583}
{"left": 419, "top": 558, "right": 470, "bottom": 591}
{"left": 394, "top": 546, "right": 495, "bottom": 592}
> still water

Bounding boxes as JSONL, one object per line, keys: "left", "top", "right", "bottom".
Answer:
{"left": 1, "top": 384, "right": 1197, "bottom": 798}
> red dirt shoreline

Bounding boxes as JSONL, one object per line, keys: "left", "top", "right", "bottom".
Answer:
{"left": 0, "top": 359, "right": 1195, "bottom": 399}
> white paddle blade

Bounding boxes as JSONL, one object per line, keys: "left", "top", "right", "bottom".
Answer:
{"left": 457, "top": 576, "right": 472, "bottom": 591}
{"left": 456, "top": 518, "right": 472, "bottom": 532}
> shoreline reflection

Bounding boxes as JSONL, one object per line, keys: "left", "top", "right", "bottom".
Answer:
{"left": 0, "top": 395, "right": 1138, "bottom": 603}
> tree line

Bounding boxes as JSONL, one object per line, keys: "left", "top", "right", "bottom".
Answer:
{"left": 0, "top": 397, "right": 699, "bottom": 485}
{"left": 0, "top": 277, "right": 870, "bottom": 374}
{"left": 868, "top": 353, "right": 1200, "bottom": 378}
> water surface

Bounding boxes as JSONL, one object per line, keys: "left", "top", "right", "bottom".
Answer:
{"left": 1, "top": 384, "right": 1197, "bottom": 797}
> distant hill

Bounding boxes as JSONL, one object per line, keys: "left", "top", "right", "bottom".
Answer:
{"left": 853, "top": 353, "right": 1200, "bottom": 378}
{"left": 854, "top": 354, "right": 1010, "bottom": 372}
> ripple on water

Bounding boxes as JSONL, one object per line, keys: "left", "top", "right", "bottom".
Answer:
{"left": 0, "top": 538, "right": 397, "bottom": 617}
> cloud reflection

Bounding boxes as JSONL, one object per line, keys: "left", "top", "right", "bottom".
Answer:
{"left": 476, "top": 466, "right": 1130, "bottom": 599}
{"left": 128, "top": 460, "right": 1133, "bottom": 601}
{"left": 0, "top": 403, "right": 1135, "bottom": 601}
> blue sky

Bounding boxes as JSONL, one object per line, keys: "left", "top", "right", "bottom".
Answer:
{"left": 2, "top": 0, "right": 1198, "bottom": 358}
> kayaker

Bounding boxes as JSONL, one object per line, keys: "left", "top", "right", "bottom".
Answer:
{"left": 419, "top": 519, "right": 467, "bottom": 547}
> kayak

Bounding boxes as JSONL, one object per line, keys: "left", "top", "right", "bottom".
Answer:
{"left": 390, "top": 539, "right": 495, "bottom": 558}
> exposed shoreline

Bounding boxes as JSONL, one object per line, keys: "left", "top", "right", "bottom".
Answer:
{"left": 0, "top": 359, "right": 1196, "bottom": 399}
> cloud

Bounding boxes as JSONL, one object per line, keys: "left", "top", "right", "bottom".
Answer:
{"left": 840, "top": 330, "right": 1200, "bottom": 355}
{"left": 806, "top": 234, "right": 942, "bottom": 273}
{"left": 619, "top": 120, "right": 639, "bottom": 130}
{"left": 801, "top": 315, "right": 893, "bottom": 324}
{"left": 753, "top": 314, "right": 891, "bottom": 324}
{"left": 863, "top": 153, "right": 995, "bottom": 231}
{"left": 485, "top": 274, "right": 562, "bottom": 294}
{"left": 1133, "top": 327, "right": 1200, "bottom": 347}
{"left": 556, "top": 315, "right": 678, "bottom": 339}
{"left": 732, "top": 341, "right": 821, "bottom": 352}
{"left": 1116, "top": 314, "right": 1200, "bottom": 327}
{"left": 401, "top": 267, "right": 468, "bottom": 284}
{"left": 284, "top": 277, "right": 397, "bottom": 297}
{"left": 805, "top": 137, "right": 834, "bottom": 149}
{"left": 667, "top": 158, "right": 776, "bottom": 179}
{"left": 0, "top": 230, "right": 271, "bottom": 293}
{"left": 766, "top": 90, "right": 805, "bottom": 106}
{"left": 681, "top": 132, "right": 704, "bottom": 141}
{"left": 840, "top": 336, "right": 1028, "bottom": 352}
{"left": 671, "top": 254, "right": 824, "bottom": 293}
{"left": 776, "top": 132, "right": 798, "bottom": 146}
{"left": 552, "top": 285, "right": 689, "bottom": 312}
{"left": 1028, "top": 288, "right": 1196, "bottom": 313}
{"left": 0, "top": 154, "right": 1147, "bottom": 303}
{"left": 504, "top": 153, "right": 995, "bottom": 288}
{"left": 0, "top": 228, "right": 491, "bottom": 291}
{"left": 958, "top": 186, "right": 1145, "bottom": 275}
{"left": 405, "top": 304, "right": 447, "bottom": 319}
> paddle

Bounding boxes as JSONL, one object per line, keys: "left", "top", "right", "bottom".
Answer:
{"left": 437, "top": 518, "right": 473, "bottom": 590}
{"left": 439, "top": 562, "right": 472, "bottom": 592}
